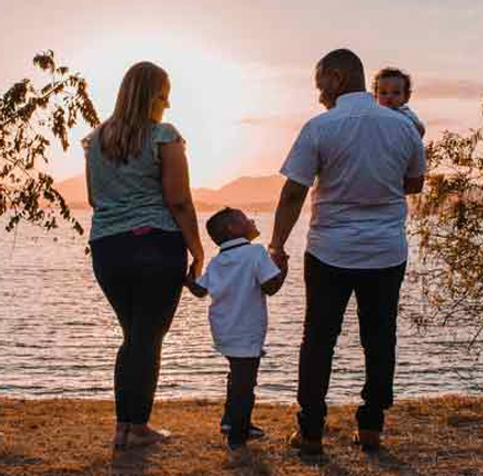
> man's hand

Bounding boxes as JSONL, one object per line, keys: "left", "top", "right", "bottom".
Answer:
{"left": 404, "top": 176, "right": 425, "bottom": 195}
{"left": 268, "top": 246, "right": 289, "bottom": 271}
{"left": 262, "top": 246, "right": 289, "bottom": 296}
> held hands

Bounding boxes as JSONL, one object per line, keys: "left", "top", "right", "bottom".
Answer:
{"left": 188, "top": 255, "right": 204, "bottom": 280}
{"left": 184, "top": 256, "right": 208, "bottom": 298}
{"left": 184, "top": 255, "right": 203, "bottom": 288}
{"left": 261, "top": 245, "right": 289, "bottom": 296}
{"left": 268, "top": 245, "right": 289, "bottom": 273}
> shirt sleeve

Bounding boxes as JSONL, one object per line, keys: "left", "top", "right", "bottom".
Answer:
{"left": 280, "top": 120, "right": 319, "bottom": 187}
{"left": 254, "top": 246, "right": 281, "bottom": 285}
{"left": 151, "top": 123, "right": 185, "bottom": 163}
{"left": 405, "top": 129, "right": 426, "bottom": 178}
{"left": 80, "top": 129, "right": 98, "bottom": 155}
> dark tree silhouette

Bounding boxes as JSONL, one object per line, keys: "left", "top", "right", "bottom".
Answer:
{"left": 0, "top": 50, "right": 99, "bottom": 235}
{"left": 412, "top": 104, "right": 483, "bottom": 361}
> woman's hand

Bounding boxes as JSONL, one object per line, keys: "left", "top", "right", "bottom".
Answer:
{"left": 184, "top": 260, "right": 208, "bottom": 298}
{"left": 188, "top": 255, "right": 204, "bottom": 280}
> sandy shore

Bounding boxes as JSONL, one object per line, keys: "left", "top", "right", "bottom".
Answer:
{"left": 1, "top": 395, "right": 482, "bottom": 475}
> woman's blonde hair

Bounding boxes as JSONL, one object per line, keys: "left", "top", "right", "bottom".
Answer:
{"left": 100, "top": 62, "right": 169, "bottom": 163}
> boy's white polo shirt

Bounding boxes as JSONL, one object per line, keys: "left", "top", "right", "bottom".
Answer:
{"left": 197, "top": 238, "right": 280, "bottom": 358}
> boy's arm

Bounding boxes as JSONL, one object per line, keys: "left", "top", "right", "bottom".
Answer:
{"left": 185, "top": 273, "right": 209, "bottom": 298}
{"left": 261, "top": 256, "right": 288, "bottom": 296}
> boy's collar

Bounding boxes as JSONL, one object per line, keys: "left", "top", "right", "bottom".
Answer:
{"left": 219, "top": 237, "right": 250, "bottom": 250}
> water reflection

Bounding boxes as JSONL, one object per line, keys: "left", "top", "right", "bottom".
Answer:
{"left": 0, "top": 212, "right": 481, "bottom": 401}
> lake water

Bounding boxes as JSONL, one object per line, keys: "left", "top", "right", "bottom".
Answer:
{"left": 0, "top": 211, "right": 481, "bottom": 404}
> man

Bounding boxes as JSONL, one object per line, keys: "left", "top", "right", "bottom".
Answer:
{"left": 269, "top": 49, "right": 425, "bottom": 456}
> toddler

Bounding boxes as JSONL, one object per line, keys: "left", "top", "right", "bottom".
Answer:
{"left": 373, "top": 67, "right": 425, "bottom": 137}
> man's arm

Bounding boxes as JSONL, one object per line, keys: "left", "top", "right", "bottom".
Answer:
{"left": 404, "top": 175, "right": 425, "bottom": 195}
{"left": 269, "top": 179, "right": 309, "bottom": 262}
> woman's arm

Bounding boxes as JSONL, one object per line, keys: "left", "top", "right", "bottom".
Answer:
{"left": 85, "top": 159, "right": 95, "bottom": 208}
{"left": 184, "top": 274, "right": 209, "bottom": 298}
{"left": 82, "top": 139, "right": 95, "bottom": 208}
{"left": 159, "top": 142, "right": 204, "bottom": 277}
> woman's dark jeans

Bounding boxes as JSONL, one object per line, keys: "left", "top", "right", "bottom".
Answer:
{"left": 91, "top": 229, "right": 187, "bottom": 424}
{"left": 298, "top": 253, "right": 406, "bottom": 439}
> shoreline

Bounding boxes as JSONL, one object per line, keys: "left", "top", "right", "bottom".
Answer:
{"left": 1, "top": 394, "right": 483, "bottom": 475}
{"left": 0, "top": 390, "right": 479, "bottom": 404}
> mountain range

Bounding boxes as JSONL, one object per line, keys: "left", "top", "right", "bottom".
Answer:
{"left": 56, "top": 174, "right": 286, "bottom": 211}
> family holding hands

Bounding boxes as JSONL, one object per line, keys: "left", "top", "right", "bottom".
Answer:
{"left": 83, "top": 48, "right": 425, "bottom": 456}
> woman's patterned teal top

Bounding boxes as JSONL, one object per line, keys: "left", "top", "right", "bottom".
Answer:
{"left": 84, "top": 123, "right": 183, "bottom": 242}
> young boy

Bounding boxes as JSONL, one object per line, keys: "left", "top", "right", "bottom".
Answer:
{"left": 185, "top": 207, "right": 288, "bottom": 451}
{"left": 373, "top": 67, "right": 426, "bottom": 137}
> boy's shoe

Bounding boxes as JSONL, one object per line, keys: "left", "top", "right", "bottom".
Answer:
{"left": 220, "top": 423, "right": 265, "bottom": 440}
{"left": 353, "top": 429, "right": 381, "bottom": 452}
{"left": 288, "top": 430, "right": 323, "bottom": 456}
{"left": 226, "top": 440, "right": 247, "bottom": 453}
{"left": 220, "top": 422, "right": 231, "bottom": 434}
{"left": 127, "top": 426, "right": 171, "bottom": 448}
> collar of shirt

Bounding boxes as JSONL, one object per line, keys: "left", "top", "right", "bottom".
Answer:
{"left": 335, "top": 91, "right": 374, "bottom": 108}
{"left": 219, "top": 237, "right": 250, "bottom": 251}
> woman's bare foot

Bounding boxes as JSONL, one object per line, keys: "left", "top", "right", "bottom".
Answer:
{"left": 127, "top": 424, "right": 171, "bottom": 448}
{"left": 113, "top": 422, "right": 130, "bottom": 450}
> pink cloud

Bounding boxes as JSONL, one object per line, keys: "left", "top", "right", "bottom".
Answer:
{"left": 238, "top": 114, "right": 307, "bottom": 130}
{"left": 414, "top": 79, "right": 483, "bottom": 100}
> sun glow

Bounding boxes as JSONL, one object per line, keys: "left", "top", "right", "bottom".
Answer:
{"left": 60, "top": 34, "right": 257, "bottom": 187}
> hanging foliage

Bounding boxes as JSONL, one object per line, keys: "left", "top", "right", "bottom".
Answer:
{"left": 0, "top": 50, "right": 100, "bottom": 234}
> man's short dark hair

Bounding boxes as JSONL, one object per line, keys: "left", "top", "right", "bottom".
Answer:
{"left": 372, "top": 67, "right": 412, "bottom": 100}
{"left": 206, "top": 207, "right": 239, "bottom": 245}
{"left": 317, "top": 49, "right": 364, "bottom": 77}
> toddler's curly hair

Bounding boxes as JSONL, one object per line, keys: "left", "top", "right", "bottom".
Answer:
{"left": 373, "top": 67, "right": 412, "bottom": 101}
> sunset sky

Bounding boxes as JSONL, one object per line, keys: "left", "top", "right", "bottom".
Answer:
{"left": 1, "top": 0, "right": 483, "bottom": 188}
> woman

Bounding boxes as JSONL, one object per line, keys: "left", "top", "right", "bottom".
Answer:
{"left": 83, "top": 62, "right": 204, "bottom": 449}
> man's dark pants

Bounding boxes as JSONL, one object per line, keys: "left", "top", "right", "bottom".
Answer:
{"left": 297, "top": 252, "right": 406, "bottom": 440}
{"left": 223, "top": 356, "right": 260, "bottom": 445}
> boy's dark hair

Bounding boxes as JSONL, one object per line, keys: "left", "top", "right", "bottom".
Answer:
{"left": 206, "top": 207, "right": 239, "bottom": 245}
{"left": 373, "top": 67, "right": 412, "bottom": 100}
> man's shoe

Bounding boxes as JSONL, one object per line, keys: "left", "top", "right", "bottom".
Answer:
{"left": 288, "top": 430, "right": 322, "bottom": 456}
{"left": 353, "top": 429, "right": 381, "bottom": 451}
{"left": 220, "top": 423, "right": 265, "bottom": 440}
